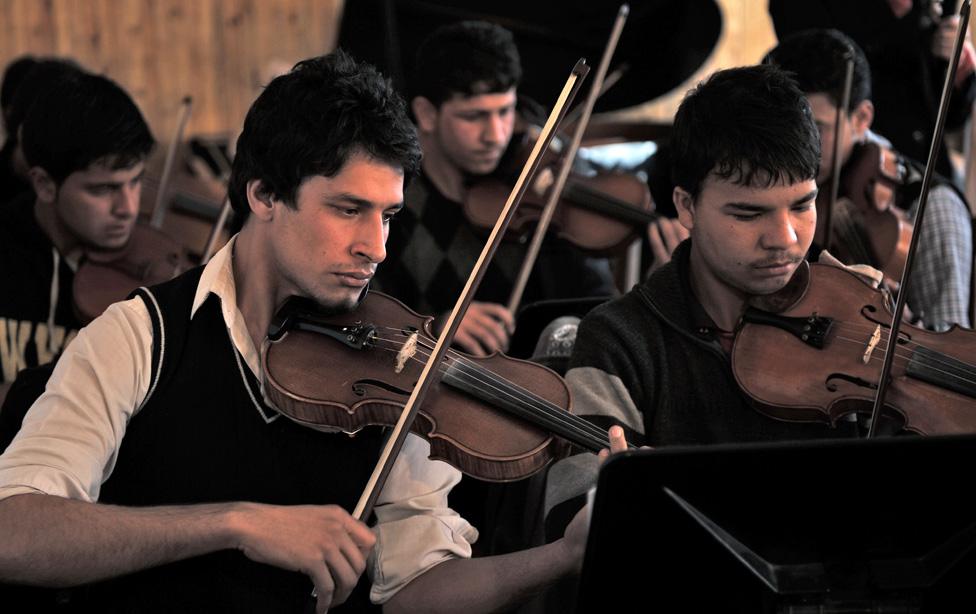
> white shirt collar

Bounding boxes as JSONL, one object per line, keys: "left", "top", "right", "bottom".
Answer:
{"left": 190, "top": 234, "right": 263, "bottom": 380}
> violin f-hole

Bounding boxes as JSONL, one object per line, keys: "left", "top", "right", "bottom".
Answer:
{"left": 825, "top": 372, "right": 879, "bottom": 393}
{"left": 352, "top": 379, "right": 413, "bottom": 398}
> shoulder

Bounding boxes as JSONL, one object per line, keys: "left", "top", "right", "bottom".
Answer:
{"left": 572, "top": 289, "right": 660, "bottom": 369}
{"left": 66, "top": 297, "right": 153, "bottom": 365}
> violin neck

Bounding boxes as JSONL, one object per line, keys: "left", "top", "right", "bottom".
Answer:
{"left": 905, "top": 345, "right": 976, "bottom": 400}
{"left": 564, "top": 180, "right": 659, "bottom": 226}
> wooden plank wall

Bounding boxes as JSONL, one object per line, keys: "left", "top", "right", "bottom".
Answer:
{"left": 0, "top": 0, "right": 344, "bottom": 143}
{"left": 0, "top": 0, "right": 784, "bottom": 143}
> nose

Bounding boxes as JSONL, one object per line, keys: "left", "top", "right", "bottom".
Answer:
{"left": 482, "top": 113, "right": 508, "bottom": 146}
{"left": 760, "top": 208, "right": 798, "bottom": 250}
{"left": 352, "top": 212, "right": 387, "bottom": 264}
{"left": 113, "top": 183, "right": 141, "bottom": 219}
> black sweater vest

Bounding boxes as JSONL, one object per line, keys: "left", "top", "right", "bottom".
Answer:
{"left": 82, "top": 268, "right": 385, "bottom": 613}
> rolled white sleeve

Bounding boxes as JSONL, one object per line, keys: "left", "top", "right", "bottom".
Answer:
{"left": 368, "top": 434, "right": 478, "bottom": 604}
{"left": 0, "top": 298, "right": 153, "bottom": 503}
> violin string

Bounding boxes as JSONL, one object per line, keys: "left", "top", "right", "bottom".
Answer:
{"left": 366, "top": 329, "right": 612, "bottom": 449}
{"left": 371, "top": 336, "right": 612, "bottom": 451}
{"left": 363, "top": 332, "right": 611, "bottom": 449}
{"left": 828, "top": 320, "right": 976, "bottom": 380}
{"left": 826, "top": 332, "right": 976, "bottom": 391}
{"left": 852, "top": 338, "right": 976, "bottom": 387}
{"left": 768, "top": 317, "right": 976, "bottom": 384}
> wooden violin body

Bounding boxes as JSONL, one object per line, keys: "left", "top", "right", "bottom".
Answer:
{"left": 262, "top": 292, "right": 578, "bottom": 482}
{"left": 72, "top": 224, "right": 190, "bottom": 323}
{"left": 732, "top": 262, "right": 976, "bottom": 435}
{"left": 464, "top": 131, "right": 655, "bottom": 254}
{"left": 817, "top": 141, "right": 913, "bottom": 283}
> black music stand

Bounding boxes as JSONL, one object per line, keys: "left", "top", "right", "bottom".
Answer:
{"left": 577, "top": 435, "right": 976, "bottom": 613}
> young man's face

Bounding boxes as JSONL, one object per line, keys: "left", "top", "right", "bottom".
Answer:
{"left": 807, "top": 92, "right": 871, "bottom": 184}
{"left": 426, "top": 88, "right": 517, "bottom": 176}
{"left": 266, "top": 153, "right": 404, "bottom": 312}
{"left": 52, "top": 161, "right": 145, "bottom": 250}
{"left": 675, "top": 174, "right": 818, "bottom": 299}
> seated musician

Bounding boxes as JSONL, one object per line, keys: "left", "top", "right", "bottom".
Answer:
{"left": 0, "top": 51, "right": 614, "bottom": 614}
{"left": 0, "top": 55, "right": 37, "bottom": 203}
{"left": 546, "top": 65, "right": 863, "bottom": 528}
{"left": 372, "top": 20, "right": 631, "bottom": 560}
{"left": 766, "top": 28, "right": 973, "bottom": 331}
{"left": 0, "top": 57, "right": 85, "bottom": 207}
{"left": 0, "top": 67, "right": 153, "bottom": 398}
{"left": 371, "top": 20, "right": 618, "bottom": 358}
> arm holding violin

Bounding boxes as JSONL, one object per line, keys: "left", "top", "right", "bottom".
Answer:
{"left": 541, "top": 300, "right": 650, "bottom": 525}
{"left": 904, "top": 184, "right": 973, "bottom": 330}
{"left": 0, "top": 300, "right": 375, "bottom": 611}
{"left": 383, "top": 429, "right": 628, "bottom": 614}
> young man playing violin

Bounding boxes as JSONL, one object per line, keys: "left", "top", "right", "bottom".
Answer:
{"left": 766, "top": 28, "right": 973, "bottom": 332}
{"left": 0, "top": 50, "right": 622, "bottom": 614}
{"left": 0, "top": 65, "right": 153, "bottom": 399}
{"left": 372, "top": 20, "right": 619, "bottom": 358}
{"left": 547, "top": 64, "right": 864, "bottom": 516}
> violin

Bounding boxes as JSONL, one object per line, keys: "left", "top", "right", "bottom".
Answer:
{"left": 816, "top": 140, "right": 913, "bottom": 284}
{"left": 732, "top": 260, "right": 976, "bottom": 435}
{"left": 464, "top": 130, "right": 656, "bottom": 255}
{"left": 73, "top": 96, "right": 196, "bottom": 323}
{"left": 262, "top": 292, "right": 621, "bottom": 481}
{"left": 72, "top": 223, "right": 190, "bottom": 324}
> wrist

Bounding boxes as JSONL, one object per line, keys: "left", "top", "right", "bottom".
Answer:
{"left": 220, "top": 501, "right": 259, "bottom": 551}
{"left": 548, "top": 536, "right": 585, "bottom": 579}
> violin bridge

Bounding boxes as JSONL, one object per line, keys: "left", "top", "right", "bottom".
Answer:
{"left": 862, "top": 325, "right": 881, "bottom": 365}
{"left": 395, "top": 332, "right": 419, "bottom": 373}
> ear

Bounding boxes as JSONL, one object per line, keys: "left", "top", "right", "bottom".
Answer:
{"left": 246, "top": 179, "right": 276, "bottom": 222}
{"left": 850, "top": 99, "right": 874, "bottom": 140}
{"left": 673, "top": 186, "right": 696, "bottom": 231}
{"left": 412, "top": 96, "right": 438, "bottom": 133}
{"left": 29, "top": 167, "right": 57, "bottom": 205}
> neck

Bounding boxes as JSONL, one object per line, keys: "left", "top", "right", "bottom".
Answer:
{"left": 419, "top": 132, "right": 465, "bottom": 202}
{"left": 233, "top": 223, "right": 284, "bottom": 351}
{"left": 687, "top": 248, "right": 748, "bottom": 332}
{"left": 33, "top": 197, "right": 81, "bottom": 259}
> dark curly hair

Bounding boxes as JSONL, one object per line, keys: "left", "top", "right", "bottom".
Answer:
{"left": 412, "top": 20, "right": 522, "bottom": 106}
{"left": 764, "top": 28, "right": 872, "bottom": 113}
{"left": 228, "top": 49, "right": 421, "bottom": 219}
{"left": 671, "top": 64, "right": 821, "bottom": 198}
{"left": 20, "top": 69, "right": 154, "bottom": 184}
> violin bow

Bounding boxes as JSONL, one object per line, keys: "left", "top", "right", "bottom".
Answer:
{"left": 352, "top": 59, "right": 591, "bottom": 522}
{"left": 822, "top": 54, "right": 855, "bottom": 254}
{"left": 559, "top": 62, "right": 629, "bottom": 132}
{"left": 199, "top": 138, "right": 235, "bottom": 265}
{"left": 867, "top": 0, "right": 972, "bottom": 437}
{"left": 149, "top": 96, "right": 193, "bottom": 229}
{"left": 507, "top": 4, "right": 630, "bottom": 314}
{"left": 200, "top": 197, "right": 232, "bottom": 265}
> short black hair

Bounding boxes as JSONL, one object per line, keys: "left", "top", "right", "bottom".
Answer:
{"left": 1, "top": 55, "right": 38, "bottom": 122}
{"left": 671, "top": 64, "right": 821, "bottom": 198}
{"left": 21, "top": 70, "right": 154, "bottom": 184}
{"left": 228, "top": 49, "right": 421, "bottom": 219}
{"left": 413, "top": 20, "right": 522, "bottom": 106}
{"left": 3, "top": 58, "right": 85, "bottom": 147}
{"left": 764, "top": 28, "right": 872, "bottom": 112}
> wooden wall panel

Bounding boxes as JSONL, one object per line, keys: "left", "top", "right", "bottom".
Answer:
{"left": 0, "top": 0, "right": 783, "bottom": 139}
{"left": 0, "top": 0, "right": 344, "bottom": 144}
